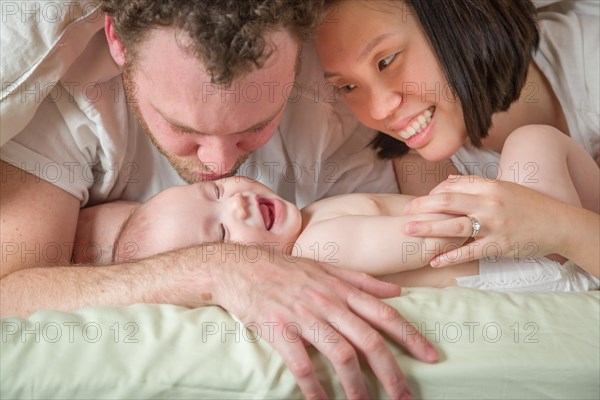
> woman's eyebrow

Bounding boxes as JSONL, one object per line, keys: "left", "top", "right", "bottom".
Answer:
{"left": 357, "top": 33, "right": 395, "bottom": 62}
{"left": 323, "top": 33, "right": 396, "bottom": 79}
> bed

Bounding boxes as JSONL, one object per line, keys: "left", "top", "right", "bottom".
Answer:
{"left": 2, "top": 1, "right": 599, "bottom": 398}
{"left": 2, "top": 287, "right": 598, "bottom": 399}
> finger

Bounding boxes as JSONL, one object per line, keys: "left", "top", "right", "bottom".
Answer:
{"left": 430, "top": 175, "right": 489, "bottom": 195}
{"left": 405, "top": 216, "right": 474, "bottom": 238}
{"left": 404, "top": 193, "right": 480, "bottom": 215}
{"left": 270, "top": 335, "right": 329, "bottom": 400}
{"left": 430, "top": 242, "right": 483, "bottom": 268}
{"left": 299, "top": 316, "right": 371, "bottom": 400}
{"left": 321, "top": 306, "right": 413, "bottom": 400}
{"left": 321, "top": 263, "right": 402, "bottom": 299}
{"left": 346, "top": 290, "right": 438, "bottom": 364}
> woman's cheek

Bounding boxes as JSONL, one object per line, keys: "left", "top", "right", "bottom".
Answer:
{"left": 345, "top": 98, "right": 378, "bottom": 130}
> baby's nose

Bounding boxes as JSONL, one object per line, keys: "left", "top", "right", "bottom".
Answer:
{"left": 232, "top": 193, "right": 249, "bottom": 219}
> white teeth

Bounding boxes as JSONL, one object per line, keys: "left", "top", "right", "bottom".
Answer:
{"left": 395, "top": 108, "right": 435, "bottom": 140}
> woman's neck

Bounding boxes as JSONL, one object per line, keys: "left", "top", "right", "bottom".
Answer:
{"left": 483, "top": 61, "right": 569, "bottom": 153}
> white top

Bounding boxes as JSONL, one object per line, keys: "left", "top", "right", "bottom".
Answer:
{"left": 456, "top": 257, "right": 600, "bottom": 292}
{"left": 452, "top": 0, "right": 599, "bottom": 174}
{"left": 0, "top": 2, "right": 398, "bottom": 208}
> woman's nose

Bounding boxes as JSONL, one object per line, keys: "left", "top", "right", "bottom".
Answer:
{"left": 368, "top": 86, "right": 403, "bottom": 121}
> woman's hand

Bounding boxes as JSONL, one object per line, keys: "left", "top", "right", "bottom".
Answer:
{"left": 402, "top": 175, "right": 574, "bottom": 268}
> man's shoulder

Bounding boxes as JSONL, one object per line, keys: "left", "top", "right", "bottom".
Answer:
{"left": 1, "top": 2, "right": 106, "bottom": 146}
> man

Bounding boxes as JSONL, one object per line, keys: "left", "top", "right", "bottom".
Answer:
{"left": 1, "top": 1, "right": 436, "bottom": 398}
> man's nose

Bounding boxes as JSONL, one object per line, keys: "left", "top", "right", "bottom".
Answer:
{"left": 196, "top": 137, "right": 246, "bottom": 176}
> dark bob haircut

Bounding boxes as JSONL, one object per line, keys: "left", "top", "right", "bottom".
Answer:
{"left": 325, "top": 0, "right": 539, "bottom": 159}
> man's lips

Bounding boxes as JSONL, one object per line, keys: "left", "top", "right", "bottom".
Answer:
{"left": 196, "top": 172, "right": 229, "bottom": 181}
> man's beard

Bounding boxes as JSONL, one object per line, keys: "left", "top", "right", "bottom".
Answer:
{"left": 122, "top": 67, "right": 249, "bottom": 183}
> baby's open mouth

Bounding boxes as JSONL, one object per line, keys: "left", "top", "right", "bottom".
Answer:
{"left": 259, "top": 198, "right": 275, "bottom": 230}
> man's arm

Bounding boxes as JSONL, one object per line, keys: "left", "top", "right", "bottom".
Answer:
{"left": 1, "top": 160, "right": 437, "bottom": 399}
{"left": 1, "top": 160, "right": 79, "bottom": 278}
{"left": 0, "top": 159, "right": 196, "bottom": 314}
{"left": 295, "top": 213, "right": 465, "bottom": 275}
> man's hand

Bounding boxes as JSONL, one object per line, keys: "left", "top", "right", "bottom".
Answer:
{"left": 209, "top": 245, "right": 438, "bottom": 399}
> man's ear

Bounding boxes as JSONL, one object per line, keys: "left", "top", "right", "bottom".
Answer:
{"left": 105, "top": 15, "right": 126, "bottom": 66}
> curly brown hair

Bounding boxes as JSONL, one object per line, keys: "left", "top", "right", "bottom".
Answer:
{"left": 101, "top": 0, "right": 324, "bottom": 84}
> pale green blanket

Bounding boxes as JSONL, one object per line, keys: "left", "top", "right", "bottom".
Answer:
{"left": 2, "top": 288, "right": 599, "bottom": 399}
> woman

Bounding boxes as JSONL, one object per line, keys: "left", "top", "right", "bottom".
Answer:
{"left": 315, "top": 0, "right": 599, "bottom": 275}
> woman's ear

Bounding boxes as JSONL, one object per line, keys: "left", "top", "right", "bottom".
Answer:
{"left": 105, "top": 14, "right": 125, "bottom": 66}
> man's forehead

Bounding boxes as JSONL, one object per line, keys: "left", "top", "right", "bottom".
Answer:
{"left": 137, "top": 29, "right": 297, "bottom": 135}
{"left": 137, "top": 27, "right": 299, "bottom": 87}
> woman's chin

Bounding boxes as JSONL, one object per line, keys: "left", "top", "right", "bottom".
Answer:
{"left": 416, "top": 141, "right": 465, "bottom": 163}
{"left": 415, "top": 149, "right": 454, "bottom": 163}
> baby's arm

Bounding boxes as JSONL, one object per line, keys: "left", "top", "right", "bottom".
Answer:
{"left": 294, "top": 213, "right": 467, "bottom": 275}
{"left": 72, "top": 201, "right": 139, "bottom": 265}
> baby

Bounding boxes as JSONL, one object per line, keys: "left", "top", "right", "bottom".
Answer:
{"left": 103, "top": 177, "right": 475, "bottom": 287}
{"left": 74, "top": 126, "right": 599, "bottom": 290}
{"left": 74, "top": 174, "right": 598, "bottom": 290}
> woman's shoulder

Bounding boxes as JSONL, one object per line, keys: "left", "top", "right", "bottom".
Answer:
{"left": 534, "top": 0, "right": 599, "bottom": 16}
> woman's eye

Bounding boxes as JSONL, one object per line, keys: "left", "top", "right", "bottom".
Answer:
{"left": 338, "top": 84, "right": 357, "bottom": 94}
{"left": 214, "top": 184, "right": 221, "bottom": 199}
{"left": 378, "top": 53, "right": 397, "bottom": 71}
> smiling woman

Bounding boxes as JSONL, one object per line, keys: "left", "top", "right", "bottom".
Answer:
{"left": 316, "top": 0, "right": 540, "bottom": 161}
{"left": 314, "top": 0, "right": 600, "bottom": 276}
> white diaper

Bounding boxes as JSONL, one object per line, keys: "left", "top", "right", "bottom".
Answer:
{"left": 456, "top": 257, "right": 600, "bottom": 292}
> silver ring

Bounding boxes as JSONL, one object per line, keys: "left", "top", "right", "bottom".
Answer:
{"left": 469, "top": 216, "right": 481, "bottom": 237}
